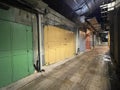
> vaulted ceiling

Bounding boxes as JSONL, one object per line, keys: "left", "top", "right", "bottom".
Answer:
{"left": 42, "top": 0, "right": 112, "bottom": 30}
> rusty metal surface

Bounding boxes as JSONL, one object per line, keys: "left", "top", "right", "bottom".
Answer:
{"left": 19, "top": 46, "right": 110, "bottom": 90}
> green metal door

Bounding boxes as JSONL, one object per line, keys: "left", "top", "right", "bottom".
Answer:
{"left": 0, "top": 20, "right": 34, "bottom": 87}
{"left": 26, "top": 26, "right": 34, "bottom": 74}
{"left": 0, "top": 20, "right": 12, "bottom": 87}
{"left": 12, "top": 23, "right": 29, "bottom": 81}
{"left": 12, "top": 23, "right": 34, "bottom": 81}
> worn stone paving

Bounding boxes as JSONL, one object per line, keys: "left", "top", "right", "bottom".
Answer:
{"left": 19, "top": 46, "right": 110, "bottom": 90}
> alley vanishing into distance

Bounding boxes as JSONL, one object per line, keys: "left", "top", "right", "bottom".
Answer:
{"left": 0, "top": 1, "right": 120, "bottom": 90}
{"left": 18, "top": 46, "right": 110, "bottom": 90}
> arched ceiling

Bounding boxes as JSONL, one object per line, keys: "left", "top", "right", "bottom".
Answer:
{"left": 42, "top": 0, "right": 112, "bottom": 28}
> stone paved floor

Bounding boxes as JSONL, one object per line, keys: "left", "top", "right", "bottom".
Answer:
{"left": 19, "top": 46, "right": 110, "bottom": 90}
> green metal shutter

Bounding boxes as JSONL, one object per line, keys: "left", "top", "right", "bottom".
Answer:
{"left": 0, "top": 20, "right": 12, "bottom": 87}
{"left": 26, "top": 26, "right": 34, "bottom": 74}
{"left": 0, "top": 20, "right": 34, "bottom": 88}
{"left": 12, "top": 23, "right": 34, "bottom": 82}
{"left": 12, "top": 23, "right": 29, "bottom": 81}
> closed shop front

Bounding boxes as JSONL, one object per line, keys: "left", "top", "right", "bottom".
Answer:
{"left": 0, "top": 7, "right": 34, "bottom": 88}
{"left": 79, "top": 31, "right": 86, "bottom": 52}
{"left": 86, "top": 30, "right": 92, "bottom": 50}
{"left": 44, "top": 25, "right": 76, "bottom": 65}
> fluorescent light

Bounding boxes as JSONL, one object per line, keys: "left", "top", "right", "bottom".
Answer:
{"left": 100, "top": 1, "right": 115, "bottom": 11}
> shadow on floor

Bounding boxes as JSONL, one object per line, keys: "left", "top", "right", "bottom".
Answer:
{"left": 108, "top": 61, "right": 120, "bottom": 90}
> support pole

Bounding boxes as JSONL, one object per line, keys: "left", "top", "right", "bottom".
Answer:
{"left": 36, "top": 14, "right": 41, "bottom": 72}
{"left": 38, "top": 14, "right": 42, "bottom": 71}
{"left": 76, "top": 28, "right": 80, "bottom": 54}
{"left": 92, "top": 32, "right": 95, "bottom": 49}
{"left": 38, "top": 14, "right": 44, "bottom": 71}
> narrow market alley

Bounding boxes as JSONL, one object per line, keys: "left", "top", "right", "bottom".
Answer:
{"left": 0, "top": 1, "right": 120, "bottom": 90}
{"left": 18, "top": 46, "right": 110, "bottom": 90}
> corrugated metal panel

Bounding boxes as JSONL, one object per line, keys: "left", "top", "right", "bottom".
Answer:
{"left": 44, "top": 25, "right": 75, "bottom": 65}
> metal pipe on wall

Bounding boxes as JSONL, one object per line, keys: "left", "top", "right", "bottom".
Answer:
{"left": 38, "top": 14, "right": 43, "bottom": 71}
{"left": 75, "top": 28, "right": 80, "bottom": 54}
{"left": 34, "top": 14, "right": 44, "bottom": 72}
{"left": 39, "top": 14, "right": 45, "bottom": 67}
{"left": 34, "top": 14, "right": 41, "bottom": 72}
{"left": 38, "top": 14, "right": 45, "bottom": 71}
